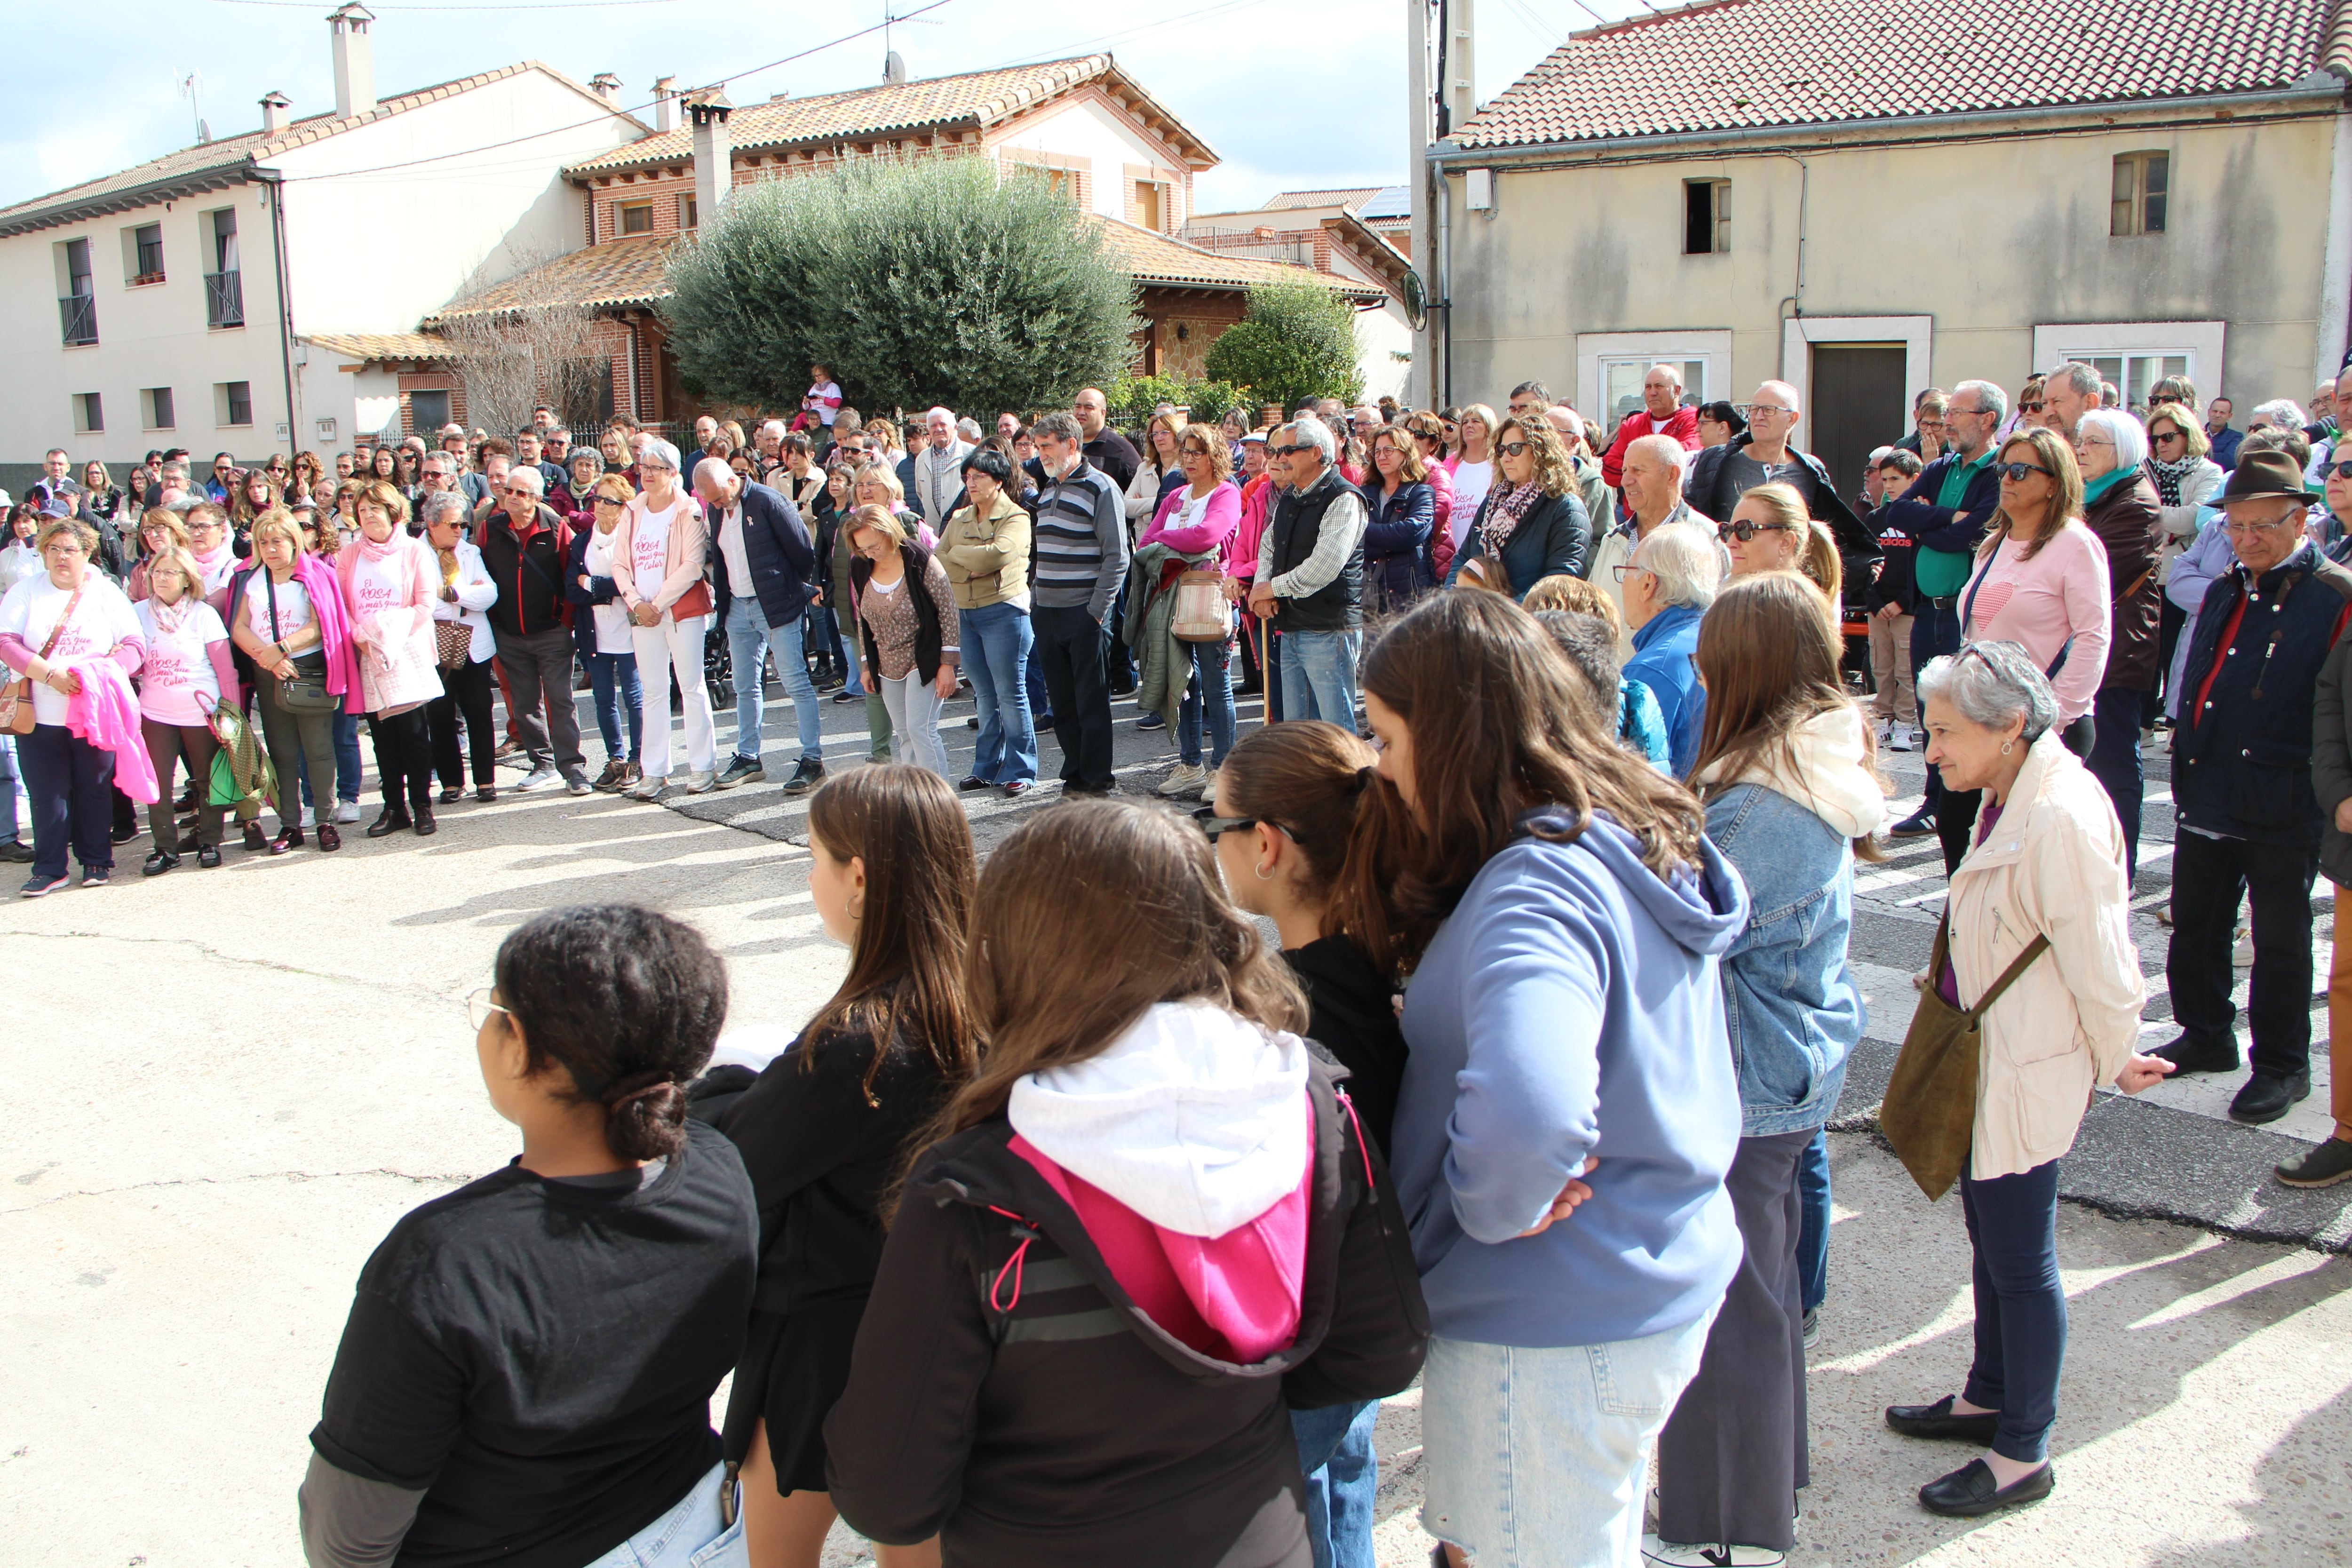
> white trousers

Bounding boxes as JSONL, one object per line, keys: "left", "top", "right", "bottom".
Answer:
{"left": 631, "top": 613, "right": 717, "bottom": 779}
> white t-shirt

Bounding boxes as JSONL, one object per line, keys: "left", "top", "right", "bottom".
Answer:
{"left": 629, "top": 498, "right": 685, "bottom": 596}
{"left": 0, "top": 572, "right": 145, "bottom": 725}
{"left": 1450, "top": 460, "right": 1494, "bottom": 545}
{"left": 245, "top": 571, "right": 314, "bottom": 646}
{"left": 583, "top": 529, "right": 634, "bottom": 655}
{"left": 135, "top": 598, "right": 228, "bottom": 726}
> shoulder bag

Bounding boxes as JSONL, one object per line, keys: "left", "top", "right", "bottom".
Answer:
{"left": 264, "top": 571, "right": 339, "bottom": 714}
{"left": 1879, "top": 912, "right": 2050, "bottom": 1201}
{"left": 0, "top": 581, "right": 87, "bottom": 735}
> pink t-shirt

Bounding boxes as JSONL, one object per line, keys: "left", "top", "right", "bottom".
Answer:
{"left": 135, "top": 599, "right": 228, "bottom": 726}
{"left": 346, "top": 551, "right": 407, "bottom": 620}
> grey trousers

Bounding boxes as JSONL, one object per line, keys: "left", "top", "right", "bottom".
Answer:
{"left": 492, "top": 626, "right": 583, "bottom": 777}
{"left": 1655, "top": 1126, "right": 1816, "bottom": 1552}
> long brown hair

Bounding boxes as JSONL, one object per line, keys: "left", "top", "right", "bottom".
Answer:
{"left": 1216, "top": 723, "right": 1397, "bottom": 967}
{"left": 924, "top": 800, "right": 1305, "bottom": 1145}
{"left": 1987, "top": 427, "right": 2083, "bottom": 561}
{"left": 801, "top": 766, "right": 978, "bottom": 1103}
{"left": 1689, "top": 573, "right": 1884, "bottom": 861}
{"left": 1356, "top": 591, "right": 1705, "bottom": 967}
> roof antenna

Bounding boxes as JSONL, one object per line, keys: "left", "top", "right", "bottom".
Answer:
{"left": 177, "top": 69, "right": 209, "bottom": 144}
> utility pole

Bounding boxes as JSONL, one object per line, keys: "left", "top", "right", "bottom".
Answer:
{"left": 1407, "top": 0, "right": 1434, "bottom": 411}
{"left": 1447, "top": 0, "right": 1476, "bottom": 139}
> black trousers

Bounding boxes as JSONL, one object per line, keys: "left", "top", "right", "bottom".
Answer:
{"left": 2167, "top": 828, "right": 2320, "bottom": 1079}
{"left": 1656, "top": 1127, "right": 1814, "bottom": 1552}
{"left": 20, "top": 722, "right": 117, "bottom": 879}
{"left": 429, "top": 658, "right": 496, "bottom": 790}
{"left": 366, "top": 707, "right": 435, "bottom": 814}
{"left": 2083, "top": 685, "right": 2145, "bottom": 884}
{"left": 1910, "top": 594, "right": 1963, "bottom": 826}
{"left": 1032, "top": 604, "right": 1114, "bottom": 790}
{"left": 1939, "top": 715, "right": 2095, "bottom": 876}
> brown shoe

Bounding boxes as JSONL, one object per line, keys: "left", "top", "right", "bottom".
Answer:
{"left": 317, "top": 824, "right": 342, "bottom": 852}
{"left": 242, "top": 821, "right": 268, "bottom": 852}
{"left": 270, "top": 826, "right": 304, "bottom": 855}
{"left": 591, "top": 759, "right": 628, "bottom": 791}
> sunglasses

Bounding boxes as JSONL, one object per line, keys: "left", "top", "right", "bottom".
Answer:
{"left": 1496, "top": 441, "right": 1531, "bottom": 457}
{"left": 2332, "top": 462, "right": 2352, "bottom": 481}
{"left": 1716, "top": 519, "right": 1793, "bottom": 542}
{"left": 1271, "top": 445, "right": 1310, "bottom": 458}
{"left": 2154, "top": 430, "right": 2187, "bottom": 443}
{"left": 2018, "top": 401, "right": 2045, "bottom": 414}
{"left": 1996, "top": 462, "right": 2056, "bottom": 482}
{"left": 1192, "top": 807, "right": 1271, "bottom": 843}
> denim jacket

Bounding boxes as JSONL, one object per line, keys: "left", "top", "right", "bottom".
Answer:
{"left": 1703, "top": 782, "right": 1865, "bottom": 1135}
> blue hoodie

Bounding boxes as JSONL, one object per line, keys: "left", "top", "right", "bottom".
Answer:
{"left": 1392, "top": 809, "right": 1747, "bottom": 1348}
{"left": 1623, "top": 602, "right": 1707, "bottom": 775}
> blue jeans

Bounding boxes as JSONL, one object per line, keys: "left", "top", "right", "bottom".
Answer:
{"left": 725, "top": 595, "right": 823, "bottom": 766}
{"left": 1291, "top": 1401, "right": 1379, "bottom": 1568}
{"left": 0, "top": 732, "right": 20, "bottom": 844}
{"left": 587, "top": 649, "right": 644, "bottom": 763}
{"left": 2086, "top": 685, "right": 2144, "bottom": 885}
{"left": 298, "top": 708, "right": 364, "bottom": 811}
{"left": 1797, "top": 1128, "right": 1830, "bottom": 1315}
{"left": 1422, "top": 1310, "right": 1717, "bottom": 1568}
{"left": 962, "top": 600, "right": 1038, "bottom": 784}
{"left": 1178, "top": 637, "right": 1236, "bottom": 767}
{"left": 1279, "top": 628, "right": 1360, "bottom": 727}
{"left": 578, "top": 1461, "right": 746, "bottom": 1568}
{"left": 1960, "top": 1157, "right": 2066, "bottom": 1465}
{"left": 810, "top": 603, "right": 846, "bottom": 672}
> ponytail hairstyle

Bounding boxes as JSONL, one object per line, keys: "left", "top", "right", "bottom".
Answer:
{"left": 1216, "top": 722, "right": 1402, "bottom": 971}
{"left": 801, "top": 764, "right": 979, "bottom": 1102}
{"left": 492, "top": 904, "right": 730, "bottom": 1162}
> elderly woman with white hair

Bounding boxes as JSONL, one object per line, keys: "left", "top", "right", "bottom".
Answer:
{"left": 1889, "top": 640, "right": 2171, "bottom": 1520}
{"left": 612, "top": 438, "right": 717, "bottom": 798}
{"left": 2072, "top": 408, "right": 2162, "bottom": 883}
{"left": 1618, "top": 516, "right": 1723, "bottom": 774}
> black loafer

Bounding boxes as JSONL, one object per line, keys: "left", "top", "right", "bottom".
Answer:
{"left": 958, "top": 774, "right": 992, "bottom": 791}
{"left": 2152, "top": 1032, "right": 2241, "bottom": 1076}
{"left": 2231, "top": 1071, "right": 2311, "bottom": 1125}
{"left": 366, "top": 812, "right": 412, "bottom": 838}
{"left": 196, "top": 844, "right": 222, "bottom": 869}
{"left": 1918, "top": 1458, "right": 2053, "bottom": 1518}
{"left": 1885, "top": 1395, "right": 1999, "bottom": 1444}
{"left": 141, "top": 850, "right": 178, "bottom": 877}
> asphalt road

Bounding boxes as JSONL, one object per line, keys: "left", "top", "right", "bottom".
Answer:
{"left": 7, "top": 670, "right": 2350, "bottom": 1567}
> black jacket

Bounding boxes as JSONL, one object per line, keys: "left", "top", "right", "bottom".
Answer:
{"left": 1685, "top": 436, "right": 1881, "bottom": 592}
{"left": 1447, "top": 489, "right": 1592, "bottom": 599}
{"left": 564, "top": 523, "right": 625, "bottom": 662}
{"left": 2174, "top": 543, "right": 2352, "bottom": 847}
{"left": 824, "top": 1055, "right": 1429, "bottom": 1568}
{"left": 1283, "top": 937, "right": 1409, "bottom": 1160}
{"left": 711, "top": 480, "right": 819, "bottom": 629}
{"left": 476, "top": 504, "right": 572, "bottom": 637}
{"left": 851, "top": 542, "right": 951, "bottom": 684}
{"left": 1866, "top": 504, "right": 1916, "bottom": 614}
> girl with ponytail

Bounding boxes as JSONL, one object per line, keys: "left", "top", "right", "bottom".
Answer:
{"left": 302, "top": 904, "right": 758, "bottom": 1568}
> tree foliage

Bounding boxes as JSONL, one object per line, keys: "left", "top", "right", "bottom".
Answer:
{"left": 662, "top": 156, "right": 1141, "bottom": 416}
{"left": 1106, "top": 374, "right": 1244, "bottom": 427}
{"left": 1202, "top": 279, "right": 1364, "bottom": 414}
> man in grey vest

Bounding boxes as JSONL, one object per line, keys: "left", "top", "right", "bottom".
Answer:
{"left": 1250, "top": 418, "right": 1367, "bottom": 726}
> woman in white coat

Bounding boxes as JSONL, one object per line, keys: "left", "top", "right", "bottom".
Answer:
{"left": 1888, "top": 640, "right": 2174, "bottom": 1520}
{"left": 612, "top": 439, "right": 717, "bottom": 798}
{"left": 419, "top": 493, "right": 500, "bottom": 804}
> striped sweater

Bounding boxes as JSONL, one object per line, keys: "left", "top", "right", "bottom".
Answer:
{"left": 1033, "top": 459, "right": 1130, "bottom": 621}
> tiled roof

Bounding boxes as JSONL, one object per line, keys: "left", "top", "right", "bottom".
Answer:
{"left": 0, "top": 63, "right": 640, "bottom": 237}
{"left": 566, "top": 55, "right": 1216, "bottom": 177}
{"left": 306, "top": 332, "right": 453, "bottom": 363}
{"left": 1452, "top": 0, "right": 2350, "bottom": 150}
{"left": 1263, "top": 187, "right": 1381, "bottom": 210}
{"left": 427, "top": 238, "right": 679, "bottom": 322}
{"left": 428, "top": 215, "right": 1378, "bottom": 323}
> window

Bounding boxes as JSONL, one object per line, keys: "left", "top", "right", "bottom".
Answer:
{"left": 74, "top": 393, "right": 103, "bottom": 434}
{"left": 144, "top": 387, "right": 176, "bottom": 431}
{"left": 408, "top": 388, "right": 451, "bottom": 433}
{"left": 129, "top": 223, "right": 166, "bottom": 284}
{"left": 678, "top": 193, "right": 698, "bottom": 230}
{"left": 617, "top": 200, "right": 654, "bottom": 236}
{"left": 1133, "top": 180, "right": 1163, "bottom": 231}
{"left": 1015, "top": 163, "right": 1075, "bottom": 201}
{"left": 216, "top": 381, "right": 253, "bottom": 428}
{"left": 1601, "top": 357, "right": 1708, "bottom": 426}
{"left": 2065, "top": 351, "right": 2189, "bottom": 411}
{"left": 2111, "top": 152, "right": 2168, "bottom": 236}
{"left": 1684, "top": 180, "right": 1730, "bottom": 255}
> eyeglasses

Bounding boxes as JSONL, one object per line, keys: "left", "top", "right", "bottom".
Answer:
{"left": 1746, "top": 404, "right": 1796, "bottom": 418}
{"left": 2222, "top": 513, "right": 2306, "bottom": 536}
{"left": 2074, "top": 436, "right": 2116, "bottom": 452}
{"left": 502, "top": 487, "right": 538, "bottom": 500}
{"left": 1496, "top": 441, "right": 1531, "bottom": 457}
{"left": 1609, "top": 563, "right": 1652, "bottom": 583}
{"left": 467, "top": 987, "right": 511, "bottom": 1031}
{"left": 1996, "top": 462, "right": 2055, "bottom": 483}
{"left": 1716, "top": 519, "right": 1794, "bottom": 542}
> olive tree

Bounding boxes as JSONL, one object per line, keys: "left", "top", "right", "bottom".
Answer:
{"left": 1203, "top": 278, "right": 1364, "bottom": 414}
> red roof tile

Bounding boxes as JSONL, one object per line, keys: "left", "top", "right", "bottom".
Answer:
{"left": 1453, "top": 0, "right": 2346, "bottom": 150}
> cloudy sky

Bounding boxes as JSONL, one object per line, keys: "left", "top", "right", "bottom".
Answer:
{"left": 2, "top": 0, "right": 1642, "bottom": 214}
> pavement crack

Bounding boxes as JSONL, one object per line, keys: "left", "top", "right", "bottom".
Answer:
{"left": 14, "top": 931, "right": 454, "bottom": 1004}
{"left": 4, "top": 1168, "right": 473, "bottom": 1213}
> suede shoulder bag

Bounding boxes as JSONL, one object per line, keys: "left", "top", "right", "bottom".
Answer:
{"left": 1880, "top": 912, "right": 2049, "bottom": 1201}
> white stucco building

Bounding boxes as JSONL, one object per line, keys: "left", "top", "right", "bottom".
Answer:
{"left": 0, "top": 3, "right": 644, "bottom": 481}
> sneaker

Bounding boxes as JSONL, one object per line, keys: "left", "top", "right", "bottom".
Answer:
{"left": 1886, "top": 727, "right": 1915, "bottom": 753}
{"left": 19, "top": 872, "right": 70, "bottom": 898}
{"left": 2230, "top": 1071, "right": 2311, "bottom": 1125}
{"left": 831, "top": 689, "right": 863, "bottom": 705}
{"left": 781, "top": 758, "right": 826, "bottom": 797}
{"left": 440, "top": 786, "right": 464, "bottom": 804}
{"left": 683, "top": 770, "right": 718, "bottom": 795}
{"left": 1801, "top": 1305, "right": 1820, "bottom": 1350}
{"left": 1886, "top": 807, "right": 1937, "bottom": 840}
{"left": 1137, "top": 712, "right": 1168, "bottom": 732}
{"left": 2234, "top": 927, "right": 2256, "bottom": 968}
{"left": 1157, "top": 762, "right": 1209, "bottom": 797}
{"left": 514, "top": 767, "right": 561, "bottom": 793}
{"left": 80, "top": 865, "right": 111, "bottom": 887}
{"left": 714, "top": 756, "right": 765, "bottom": 790}
{"left": 0, "top": 839, "right": 33, "bottom": 864}
{"left": 626, "top": 775, "right": 667, "bottom": 800}
{"left": 299, "top": 804, "right": 316, "bottom": 828}
{"left": 1202, "top": 765, "right": 1220, "bottom": 807}
{"left": 335, "top": 800, "right": 361, "bottom": 824}
{"left": 590, "top": 760, "right": 627, "bottom": 791}
{"left": 2276, "top": 1136, "right": 2352, "bottom": 1188}
{"left": 475, "top": 785, "right": 499, "bottom": 803}
{"left": 110, "top": 821, "right": 139, "bottom": 845}
{"left": 1001, "top": 779, "right": 1033, "bottom": 798}
{"left": 1641, "top": 1534, "right": 1785, "bottom": 1566}
{"left": 564, "top": 772, "right": 594, "bottom": 797}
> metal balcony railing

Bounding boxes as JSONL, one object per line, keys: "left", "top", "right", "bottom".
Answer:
{"left": 59, "top": 294, "right": 97, "bottom": 345}
{"left": 205, "top": 271, "right": 244, "bottom": 328}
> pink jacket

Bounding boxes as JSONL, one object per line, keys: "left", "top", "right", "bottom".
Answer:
{"left": 1960, "top": 519, "right": 2114, "bottom": 725}
{"left": 68, "top": 661, "right": 159, "bottom": 803}
{"left": 1139, "top": 480, "right": 1242, "bottom": 566}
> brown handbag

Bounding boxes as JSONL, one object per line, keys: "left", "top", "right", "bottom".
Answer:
{"left": 0, "top": 581, "right": 87, "bottom": 736}
{"left": 1879, "top": 913, "right": 2050, "bottom": 1201}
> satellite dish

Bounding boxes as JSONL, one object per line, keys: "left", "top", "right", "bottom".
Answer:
{"left": 1402, "top": 267, "right": 1428, "bottom": 331}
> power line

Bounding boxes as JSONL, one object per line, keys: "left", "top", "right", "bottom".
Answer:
{"left": 279, "top": 0, "right": 960, "bottom": 183}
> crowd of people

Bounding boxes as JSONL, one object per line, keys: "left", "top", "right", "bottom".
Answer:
{"left": 10, "top": 357, "right": 2352, "bottom": 1568}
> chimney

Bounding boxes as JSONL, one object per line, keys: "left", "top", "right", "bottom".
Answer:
{"left": 260, "top": 91, "right": 292, "bottom": 135}
{"left": 329, "top": 2, "right": 377, "bottom": 119}
{"left": 883, "top": 50, "right": 906, "bottom": 86}
{"left": 589, "top": 72, "right": 621, "bottom": 105}
{"left": 652, "top": 75, "right": 680, "bottom": 133}
{"left": 689, "top": 92, "right": 733, "bottom": 231}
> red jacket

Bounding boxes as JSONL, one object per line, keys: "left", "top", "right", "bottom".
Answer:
{"left": 1600, "top": 405, "right": 1701, "bottom": 489}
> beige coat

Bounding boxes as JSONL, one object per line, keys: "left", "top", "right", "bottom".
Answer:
{"left": 938, "top": 492, "right": 1032, "bottom": 611}
{"left": 1946, "top": 728, "right": 2146, "bottom": 1179}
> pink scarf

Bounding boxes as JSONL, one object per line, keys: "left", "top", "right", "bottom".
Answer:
{"left": 191, "top": 542, "right": 231, "bottom": 580}
{"left": 355, "top": 528, "right": 408, "bottom": 564}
